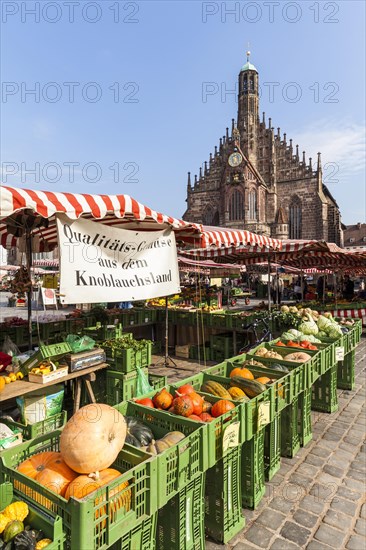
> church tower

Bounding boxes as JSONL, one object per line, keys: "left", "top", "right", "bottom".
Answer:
{"left": 237, "top": 51, "right": 259, "bottom": 168}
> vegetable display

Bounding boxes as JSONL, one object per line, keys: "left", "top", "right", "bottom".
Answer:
{"left": 0, "top": 501, "right": 53, "bottom": 549}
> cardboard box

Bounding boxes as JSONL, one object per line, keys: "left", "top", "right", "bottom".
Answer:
{"left": 175, "top": 345, "right": 190, "bottom": 358}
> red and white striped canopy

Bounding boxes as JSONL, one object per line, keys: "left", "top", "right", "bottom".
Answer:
{"left": 0, "top": 185, "right": 202, "bottom": 251}
{"left": 197, "top": 226, "right": 282, "bottom": 251}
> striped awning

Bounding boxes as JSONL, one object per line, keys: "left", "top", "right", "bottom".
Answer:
{"left": 0, "top": 185, "right": 202, "bottom": 251}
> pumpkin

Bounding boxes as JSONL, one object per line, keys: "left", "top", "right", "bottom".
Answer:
{"left": 134, "top": 398, "right": 155, "bottom": 408}
{"left": 228, "top": 387, "right": 246, "bottom": 399}
{"left": 147, "top": 431, "right": 185, "bottom": 454}
{"left": 36, "top": 539, "right": 53, "bottom": 549}
{"left": 229, "top": 367, "right": 254, "bottom": 380}
{"left": 200, "top": 413, "right": 213, "bottom": 422}
{"left": 210, "top": 400, "right": 235, "bottom": 418}
{"left": 152, "top": 389, "right": 173, "bottom": 410}
{"left": 201, "top": 381, "right": 231, "bottom": 399}
{"left": 172, "top": 395, "right": 194, "bottom": 417}
{"left": 2, "top": 501, "right": 29, "bottom": 522}
{"left": 255, "top": 377, "right": 271, "bottom": 385}
{"left": 60, "top": 404, "right": 127, "bottom": 474}
{"left": 283, "top": 352, "right": 312, "bottom": 363}
{"left": 175, "top": 383, "right": 195, "bottom": 397}
{"left": 0, "top": 377, "right": 5, "bottom": 392}
{"left": 3, "top": 520, "right": 24, "bottom": 543}
{"left": 65, "top": 468, "right": 131, "bottom": 529}
{"left": 0, "top": 513, "right": 10, "bottom": 534}
{"left": 201, "top": 401, "right": 212, "bottom": 413}
{"left": 18, "top": 452, "right": 77, "bottom": 497}
{"left": 189, "top": 392, "right": 204, "bottom": 415}
{"left": 230, "top": 377, "right": 267, "bottom": 398}
{"left": 125, "top": 417, "right": 154, "bottom": 448}
{"left": 188, "top": 414, "right": 203, "bottom": 421}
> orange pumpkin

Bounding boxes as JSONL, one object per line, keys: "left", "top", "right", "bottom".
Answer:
{"left": 255, "top": 377, "right": 271, "bottom": 385}
{"left": 65, "top": 468, "right": 131, "bottom": 530}
{"left": 0, "top": 377, "right": 5, "bottom": 392}
{"left": 173, "top": 395, "right": 194, "bottom": 417}
{"left": 200, "top": 413, "right": 213, "bottom": 422}
{"left": 17, "top": 452, "right": 60, "bottom": 479}
{"left": 210, "top": 400, "right": 235, "bottom": 418}
{"left": 189, "top": 392, "right": 204, "bottom": 415}
{"left": 175, "top": 384, "right": 195, "bottom": 397}
{"left": 153, "top": 389, "right": 173, "bottom": 410}
{"left": 188, "top": 414, "right": 203, "bottom": 422}
{"left": 60, "top": 404, "right": 127, "bottom": 474}
{"left": 201, "top": 401, "right": 212, "bottom": 413}
{"left": 230, "top": 368, "right": 254, "bottom": 380}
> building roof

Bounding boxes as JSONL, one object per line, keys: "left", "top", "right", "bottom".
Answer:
{"left": 240, "top": 61, "right": 257, "bottom": 72}
{"left": 344, "top": 223, "right": 366, "bottom": 248}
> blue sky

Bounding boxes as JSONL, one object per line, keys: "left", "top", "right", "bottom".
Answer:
{"left": 1, "top": 0, "right": 365, "bottom": 225}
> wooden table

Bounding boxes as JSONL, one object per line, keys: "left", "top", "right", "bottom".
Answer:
{"left": 0, "top": 363, "right": 109, "bottom": 413}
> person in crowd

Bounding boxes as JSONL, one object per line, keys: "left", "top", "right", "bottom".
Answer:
{"left": 317, "top": 276, "right": 324, "bottom": 301}
{"left": 271, "top": 273, "right": 284, "bottom": 305}
{"left": 294, "top": 276, "right": 302, "bottom": 300}
{"left": 343, "top": 275, "right": 355, "bottom": 300}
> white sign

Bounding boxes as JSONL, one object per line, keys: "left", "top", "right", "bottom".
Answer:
{"left": 335, "top": 346, "right": 345, "bottom": 362}
{"left": 56, "top": 216, "right": 181, "bottom": 304}
{"left": 40, "top": 287, "right": 57, "bottom": 306}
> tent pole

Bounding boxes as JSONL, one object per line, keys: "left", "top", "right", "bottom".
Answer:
{"left": 300, "top": 267, "right": 304, "bottom": 302}
{"left": 26, "top": 230, "right": 33, "bottom": 348}
{"left": 323, "top": 272, "right": 326, "bottom": 304}
{"left": 267, "top": 254, "right": 271, "bottom": 313}
{"left": 334, "top": 271, "right": 338, "bottom": 309}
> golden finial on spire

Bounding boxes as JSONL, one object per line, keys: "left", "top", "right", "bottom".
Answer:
{"left": 246, "top": 42, "right": 250, "bottom": 62}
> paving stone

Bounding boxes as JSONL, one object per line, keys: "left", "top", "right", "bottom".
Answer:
{"left": 305, "top": 454, "right": 325, "bottom": 468}
{"left": 330, "top": 497, "right": 358, "bottom": 516}
{"left": 347, "top": 468, "right": 365, "bottom": 482}
{"left": 256, "top": 508, "right": 286, "bottom": 531}
{"left": 344, "top": 436, "right": 362, "bottom": 446}
{"left": 310, "top": 446, "right": 331, "bottom": 458}
{"left": 322, "top": 430, "right": 341, "bottom": 441}
{"left": 323, "top": 464, "right": 345, "bottom": 479}
{"left": 350, "top": 460, "right": 366, "bottom": 473}
{"left": 310, "top": 483, "right": 338, "bottom": 504}
{"left": 269, "top": 537, "right": 298, "bottom": 550}
{"left": 293, "top": 509, "right": 318, "bottom": 529}
{"left": 323, "top": 509, "right": 353, "bottom": 530}
{"left": 343, "top": 477, "right": 363, "bottom": 492}
{"left": 361, "top": 503, "right": 366, "bottom": 518}
{"left": 280, "top": 521, "right": 311, "bottom": 546}
{"left": 287, "top": 472, "right": 312, "bottom": 487}
{"left": 314, "top": 524, "right": 346, "bottom": 547}
{"left": 205, "top": 541, "right": 230, "bottom": 550}
{"left": 268, "top": 496, "right": 295, "bottom": 514}
{"left": 299, "top": 495, "right": 326, "bottom": 515}
{"left": 306, "top": 541, "right": 333, "bottom": 550}
{"left": 355, "top": 518, "right": 366, "bottom": 536}
{"left": 295, "top": 463, "right": 319, "bottom": 477}
{"left": 317, "top": 471, "right": 342, "bottom": 486}
{"left": 336, "top": 485, "right": 363, "bottom": 501}
{"left": 327, "top": 456, "right": 348, "bottom": 470}
{"left": 318, "top": 439, "right": 339, "bottom": 450}
{"left": 346, "top": 534, "right": 366, "bottom": 550}
{"left": 231, "top": 543, "right": 257, "bottom": 550}
{"left": 244, "top": 524, "right": 274, "bottom": 548}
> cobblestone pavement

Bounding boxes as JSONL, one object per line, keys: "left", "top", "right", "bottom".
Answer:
{"left": 150, "top": 337, "right": 366, "bottom": 550}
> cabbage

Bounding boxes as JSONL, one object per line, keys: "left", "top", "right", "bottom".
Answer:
{"left": 317, "top": 315, "right": 332, "bottom": 332}
{"left": 318, "top": 331, "right": 328, "bottom": 338}
{"left": 298, "top": 334, "right": 321, "bottom": 343}
{"left": 282, "top": 331, "right": 297, "bottom": 340}
{"left": 288, "top": 329, "right": 302, "bottom": 337}
{"left": 327, "top": 325, "right": 343, "bottom": 338}
{"left": 298, "top": 314, "right": 319, "bottom": 335}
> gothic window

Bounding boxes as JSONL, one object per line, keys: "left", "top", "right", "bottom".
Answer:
{"left": 229, "top": 190, "right": 244, "bottom": 221}
{"left": 289, "top": 198, "right": 302, "bottom": 239}
{"left": 243, "top": 75, "right": 248, "bottom": 92}
{"left": 203, "top": 206, "right": 219, "bottom": 226}
{"left": 250, "top": 76, "right": 255, "bottom": 91}
{"left": 248, "top": 190, "right": 257, "bottom": 221}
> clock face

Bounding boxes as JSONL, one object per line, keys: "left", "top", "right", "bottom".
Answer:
{"left": 228, "top": 152, "right": 243, "bottom": 167}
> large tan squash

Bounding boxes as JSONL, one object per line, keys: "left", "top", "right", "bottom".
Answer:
{"left": 60, "top": 404, "right": 127, "bottom": 474}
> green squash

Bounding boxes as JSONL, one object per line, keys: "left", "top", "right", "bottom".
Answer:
{"left": 3, "top": 520, "right": 24, "bottom": 543}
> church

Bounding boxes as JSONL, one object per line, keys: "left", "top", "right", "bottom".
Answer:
{"left": 183, "top": 54, "right": 343, "bottom": 246}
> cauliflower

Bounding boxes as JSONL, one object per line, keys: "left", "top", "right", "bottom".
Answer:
{"left": 317, "top": 315, "right": 332, "bottom": 332}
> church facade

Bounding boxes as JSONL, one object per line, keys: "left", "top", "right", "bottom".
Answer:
{"left": 183, "top": 55, "right": 343, "bottom": 246}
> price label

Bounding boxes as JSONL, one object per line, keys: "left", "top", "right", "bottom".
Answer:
{"left": 257, "top": 401, "right": 271, "bottom": 430}
{"left": 336, "top": 346, "right": 345, "bottom": 361}
{"left": 222, "top": 422, "right": 240, "bottom": 452}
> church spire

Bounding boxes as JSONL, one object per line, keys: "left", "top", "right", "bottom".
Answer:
{"left": 317, "top": 152, "right": 322, "bottom": 172}
{"left": 187, "top": 172, "right": 191, "bottom": 189}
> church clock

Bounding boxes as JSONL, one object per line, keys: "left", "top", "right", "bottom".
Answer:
{"left": 228, "top": 152, "right": 243, "bottom": 167}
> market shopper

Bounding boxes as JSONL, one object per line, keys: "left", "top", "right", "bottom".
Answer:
{"left": 317, "top": 276, "right": 325, "bottom": 301}
{"left": 343, "top": 275, "right": 355, "bottom": 300}
{"left": 271, "top": 273, "right": 284, "bottom": 305}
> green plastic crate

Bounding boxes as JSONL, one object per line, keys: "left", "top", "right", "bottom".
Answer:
{"left": 241, "top": 429, "right": 265, "bottom": 509}
{"left": 337, "top": 349, "right": 355, "bottom": 390}
{"left": 106, "top": 368, "right": 149, "bottom": 405}
{"left": 298, "top": 388, "right": 312, "bottom": 447}
{"left": 104, "top": 342, "right": 152, "bottom": 373}
{"left": 2, "top": 411, "right": 67, "bottom": 441}
{"left": 115, "top": 401, "right": 206, "bottom": 508}
{"left": 149, "top": 373, "right": 167, "bottom": 390}
{"left": 157, "top": 473, "right": 205, "bottom": 550}
{"left": 109, "top": 513, "right": 157, "bottom": 550}
{"left": 281, "top": 397, "right": 301, "bottom": 458}
{"left": 205, "top": 445, "right": 245, "bottom": 543}
{"left": 210, "top": 313, "right": 228, "bottom": 329}
{"left": 311, "top": 363, "right": 338, "bottom": 413}
{"left": 189, "top": 344, "right": 211, "bottom": 362}
{"left": 0, "top": 430, "right": 158, "bottom": 550}
{"left": 0, "top": 482, "right": 65, "bottom": 550}
{"left": 264, "top": 413, "right": 281, "bottom": 481}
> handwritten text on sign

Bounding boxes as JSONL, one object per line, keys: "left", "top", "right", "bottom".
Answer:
{"left": 56, "top": 216, "right": 180, "bottom": 304}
